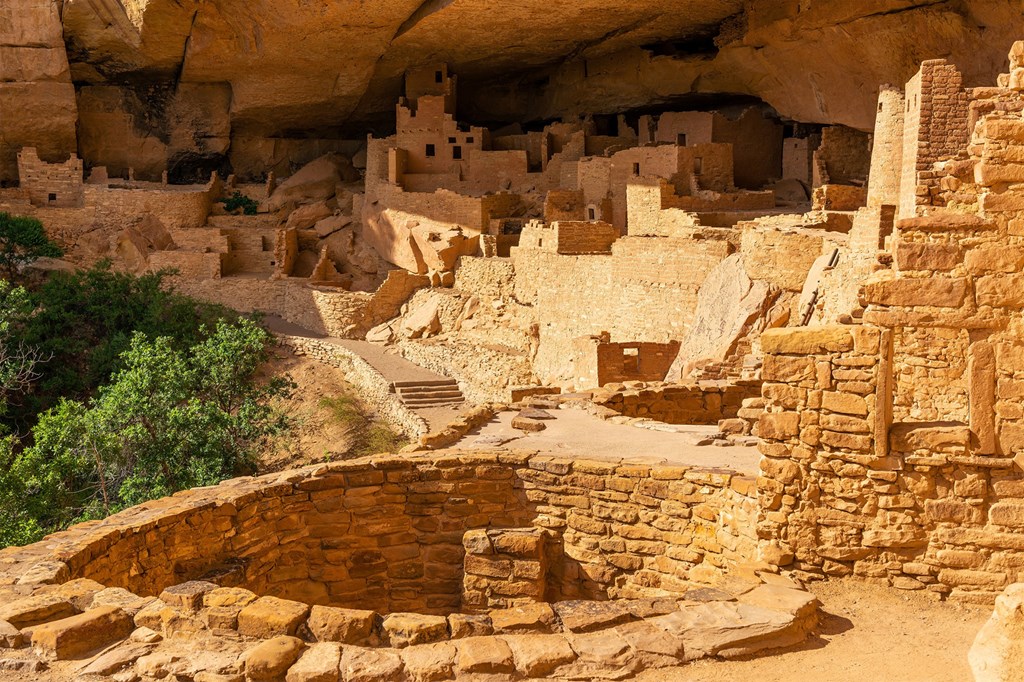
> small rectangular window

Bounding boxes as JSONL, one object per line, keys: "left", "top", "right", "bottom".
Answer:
{"left": 632, "top": 162, "right": 640, "bottom": 176}
{"left": 426, "top": 144, "right": 436, "bottom": 157}
{"left": 694, "top": 157, "right": 703, "bottom": 175}
{"left": 435, "top": 70, "right": 443, "bottom": 83}
{"left": 48, "top": 193, "right": 57, "bottom": 202}
{"left": 453, "top": 146, "right": 463, "bottom": 160}
{"left": 466, "top": 136, "right": 475, "bottom": 144}
{"left": 588, "top": 208, "right": 596, "bottom": 220}
{"left": 677, "top": 133, "right": 687, "bottom": 146}
{"left": 448, "top": 137, "right": 457, "bottom": 144}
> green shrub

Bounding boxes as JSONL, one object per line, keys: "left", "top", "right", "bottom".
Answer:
{"left": 0, "top": 319, "right": 291, "bottom": 544}
{"left": 221, "top": 191, "right": 259, "bottom": 216}
{"left": 0, "top": 213, "right": 62, "bottom": 281}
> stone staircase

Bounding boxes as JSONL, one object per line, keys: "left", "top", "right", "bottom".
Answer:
{"left": 393, "top": 379, "right": 465, "bottom": 408}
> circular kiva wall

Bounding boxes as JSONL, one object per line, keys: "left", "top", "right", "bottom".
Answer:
{"left": 1, "top": 451, "right": 762, "bottom": 615}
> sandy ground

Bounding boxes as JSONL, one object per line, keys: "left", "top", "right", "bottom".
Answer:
{"left": 455, "top": 408, "right": 761, "bottom": 475}
{"left": 260, "top": 346, "right": 383, "bottom": 470}
{"left": 642, "top": 579, "right": 990, "bottom": 682}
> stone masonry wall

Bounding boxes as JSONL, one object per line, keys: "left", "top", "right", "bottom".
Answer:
{"left": 0, "top": 452, "right": 762, "bottom": 616}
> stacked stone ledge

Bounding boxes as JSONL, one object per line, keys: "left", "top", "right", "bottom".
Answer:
{"left": 0, "top": 450, "right": 819, "bottom": 679}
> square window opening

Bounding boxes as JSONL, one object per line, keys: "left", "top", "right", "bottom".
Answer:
{"left": 426, "top": 144, "right": 436, "bottom": 157}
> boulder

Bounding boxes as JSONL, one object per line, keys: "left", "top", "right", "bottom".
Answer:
{"left": 400, "top": 297, "right": 442, "bottom": 339}
{"left": 237, "top": 596, "right": 310, "bottom": 638}
{"left": 268, "top": 154, "right": 355, "bottom": 211}
{"left": 285, "top": 201, "right": 335, "bottom": 231}
{"left": 314, "top": 214, "right": 354, "bottom": 238}
{"left": 306, "top": 605, "right": 376, "bottom": 644}
{"left": 970, "top": 583, "right": 1024, "bottom": 681}
{"left": 285, "top": 642, "right": 341, "bottom": 682}
{"left": 381, "top": 613, "right": 449, "bottom": 648}
{"left": 242, "top": 636, "right": 305, "bottom": 681}
{"left": 665, "top": 254, "right": 775, "bottom": 382}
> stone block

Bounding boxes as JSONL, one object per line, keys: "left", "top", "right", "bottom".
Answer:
{"left": 381, "top": 613, "right": 448, "bottom": 648}
{"left": 760, "top": 327, "right": 853, "bottom": 355}
{"left": 822, "top": 391, "right": 868, "bottom": 416}
{"left": 977, "top": 274, "right": 1024, "bottom": 308}
{"left": 286, "top": 642, "right": 341, "bottom": 682}
{"left": 896, "top": 242, "right": 962, "bottom": 271}
{"left": 504, "top": 634, "right": 577, "bottom": 677}
{"left": 457, "top": 636, "right": 514, "bottom": 674}
{"left": 757, "top": 412, "right": 800, "bottom": 440}
{"left": 237, "top": 597, "right": 311, "bottom": 638}
{"left": 307, "top": 605, "right": 377, "bottom": 644}
{"left": 489, "top": 603, "right": 556, "bottom": 633}
{"left": 860, "top": 277, "right": 968, "bottom": 308}
{"left": 552, "top": 601, "right": 631, "bottom": 633}
{"left": 31, "top": 606, "right": 134, "bottom": 660}
{"left": 340, "top": 647, "right": 405, "bottom": 682}
{"left": 159, "top": 581, "right": 218, "bottom": 611}
{"left": 243, "top": 636, "right": 305, "bottom": 681}
{"left": 0, "top": 594, "right": 77, "bottom": 629}
{"left": 401, "top": 641, "right": 456, "bottom": 682}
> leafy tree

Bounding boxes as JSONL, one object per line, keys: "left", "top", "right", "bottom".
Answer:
{"left": 7, "top": 264, "right": 235, "bottom": 429}
{"left": 1, "top": 318, "right": 291, "bottom": 542}
{"left": 0, "top": 213, "right": 62, "bottom": 281}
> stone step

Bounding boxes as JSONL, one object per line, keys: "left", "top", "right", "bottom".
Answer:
{"left": 397, "top": 388, "right": 464, "bottom": 399}
{"left": 402, "top": 397, "right": 465, "bottom": 407}
{"left": 393, "top": 379, "right": 459, "bottom": 389}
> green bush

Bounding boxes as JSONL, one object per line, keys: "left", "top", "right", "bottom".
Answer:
{"left": 1, "top": 319, "right": 291, "bottom": 544}
{"left": 0, "top": 213, "right": 62, "bottom": 281}
{"left": 6, "top": 264, "right": 235, "bottom": 430}
{"left": 221, "top": 191, "right": 259, "bottom": 216}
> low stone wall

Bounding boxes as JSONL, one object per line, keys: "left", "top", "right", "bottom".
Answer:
{"left": 592, "top": 382, "right": 759, "bottom": 425}
{"left": 279, "top": 335, "right": 428, "bottom": 439}
{"left": 0, "top": 451, "right": 762, "bottom": 614}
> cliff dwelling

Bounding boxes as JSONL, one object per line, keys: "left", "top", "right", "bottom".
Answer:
{"left": 3, "top": 1, "right": 1024, "bottom": 681}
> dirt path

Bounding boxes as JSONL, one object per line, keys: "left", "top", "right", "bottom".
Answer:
{"left": 640, "top": 579, "right": 990, "bottom": 682}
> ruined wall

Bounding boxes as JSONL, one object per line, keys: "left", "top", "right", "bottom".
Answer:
{"left": 16, "top": 148, "right": 84, "bottom": 207}
{"left": 867, "top": 87, "right": 906, "bottom": 209}
{"left": 512, "top": 235, "right": 734, "bottom": 386}
{"left": 594, "top": 383, "right": 757, "bottom": 425}
{"left": 5, "top": 453, "right": 761, "bottom": 614}
{"left": 899, "top": 60, "right": 971, "bottom": 218}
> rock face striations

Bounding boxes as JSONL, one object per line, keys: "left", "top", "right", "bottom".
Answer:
{"left": 0, "top": 0, "right": 77, "bottom": 185}
{"left": 3, "top": 0, "right": 1023, "bottom": 181}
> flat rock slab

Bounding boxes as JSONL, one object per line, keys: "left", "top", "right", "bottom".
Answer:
{"left": 0, "top": 594, "right": 77, "bottom": 629}
{"left": 286, "top": 642, "right": 341, "bottom": 682}
{"left": 554, "top": 601, "right": 633, "bottom": 633}
{"left": 77, "top": 641, "right": 156, "bottom": 676}
{"left": 512, "top": 415, "right": 547, "bottom": 432}
{"left": 308, "top": 605, "right": 376, "bottom": 644}
{"left": 457, "top": 636, "right": 515, "bottom": 674}
{"left": 519, "top": 408, "right": 555, "bottom": 420}
{"left": 32, "top": 606, "right": 134, "bottom": 660}
{"left": 341, "top": 646, "right": 405, "bottom": 682}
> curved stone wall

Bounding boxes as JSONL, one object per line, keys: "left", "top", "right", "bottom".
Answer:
{"left": 0, "top": 451, "right": 761, "bottom": 615}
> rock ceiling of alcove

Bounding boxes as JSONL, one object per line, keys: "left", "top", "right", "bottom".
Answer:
{"left": 61, "top": 0, "right": 1022, "bottom": 135}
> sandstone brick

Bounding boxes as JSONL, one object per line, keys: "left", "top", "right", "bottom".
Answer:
{"left": 307, "top": 605, "right": 376, "bottom": 644}
{"left": 457, "top": 636, "right": 514, "bottom": 674}
{"left": 896, "top": 242, "right": 962, "bottom": 271}
{"left": 238, "top": 597, "right": 311, "bottom": 638}
{"left": 31, "top": 606, "right": 134, "bottom": 660}
{"left": 757, "top": 412, "right": 800, "bottom": 440}
{"left": 286, "top": 642, "right": 341, "bottom": 682}
{"left": 159, "top": 581, "right": 218, "bottom": 611}
{"left": 860, "top": 277, "right": 968, "bottom": 308}
{"left": 489, "top": 603, "right": 556, "bottom": 634}
{"left": 401, "top": 641, "right": 456, "bottom": 682}
{"left": 760, "top": 327, "right": 853, "bottom": 355}
{"left": 504, "top": 634, "right": 577, "bottom": 677}
{"left": 381, "top": 613, "right": 448, "bottom": 648}
{"left": 244, "top": 636, "right": 305, "bottom": 681}
{"left": 341, "top": 647, "right": 405, "bottom": 682}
